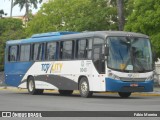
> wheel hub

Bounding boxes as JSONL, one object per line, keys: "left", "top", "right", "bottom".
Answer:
{"left": 81, "top": 81, "right": 88, "bottom": 94}
{"left": 29, "top": 80, "right": 34, "bottom": 92}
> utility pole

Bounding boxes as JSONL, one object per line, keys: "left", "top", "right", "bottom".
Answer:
{"left": 10, "top": 0, "right": 14, "bottom": 17}
{"left": 117, "top": 0, "right": 125, "bottom": 31}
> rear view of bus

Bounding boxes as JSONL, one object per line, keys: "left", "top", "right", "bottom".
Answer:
{"left": 4, "top": 31, "right": 154, "bottom": 98}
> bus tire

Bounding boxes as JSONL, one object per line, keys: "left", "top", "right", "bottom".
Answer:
{"left": 58, "top": 90, "right": 73, "bottom": 96}
{"left": 118, "top": 92, "right": 131, "bottom": 98}
{"left": 27, "top": 77, "right": 44, "bottom": 95}
{"left": 79, "top": 77, "right": 93, "bottom": 98}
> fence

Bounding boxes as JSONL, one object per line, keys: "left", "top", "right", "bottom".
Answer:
{"left": 0, "top": 72, "right": 4, "bottom": 86}
{"left": 155, "top": 64, "right": 160, "bottom": 85}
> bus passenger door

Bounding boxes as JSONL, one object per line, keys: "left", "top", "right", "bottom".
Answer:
{"left": 93, "top": 44, "right": 105, "bottom": 74}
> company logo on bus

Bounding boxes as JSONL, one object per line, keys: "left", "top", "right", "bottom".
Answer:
{"left": 128, "top": 74, "right": 133, "bottom": 78}
{"left": 51, "top": 63, "right": 63, "bottom": 73}
{"left": 128, "top": 73, "right": 139, "bottom": 78}
{"left": 41, "top": 64, "right": 51, "bottom": 73}
{"left": 41, "top": 62, "right": 63, "bottom": 73}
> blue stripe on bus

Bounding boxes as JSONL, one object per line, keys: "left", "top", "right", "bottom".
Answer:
{"left": 105, "top": 78, "right": 153, "bottom": 92}
{"left": 5, "top": 62, "right": 33, "bottom": 87}
{"left": 6, "top": 32, "right": 79, "bottom": 45}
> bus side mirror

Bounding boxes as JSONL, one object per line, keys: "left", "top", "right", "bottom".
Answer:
{"left": 105, "top": 46, "right": 109, "bottom": 56}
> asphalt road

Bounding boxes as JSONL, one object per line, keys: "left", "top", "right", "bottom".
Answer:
{"left": 0, "top": 89, "right": 160, "bottom": 120}
{"left": 0, "top": 89, "right": 160, "bottom": 111}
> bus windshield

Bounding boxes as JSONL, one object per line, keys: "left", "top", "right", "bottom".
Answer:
{"left": 107, "top": 37, "right": 153, "bottom": 72}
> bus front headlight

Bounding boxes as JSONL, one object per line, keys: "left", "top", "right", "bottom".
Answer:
{"left": 146, "top": 75, "right": 154, "bottom": 81}
{"left": 108, "top": 72, "right": 120, "bottom": 80}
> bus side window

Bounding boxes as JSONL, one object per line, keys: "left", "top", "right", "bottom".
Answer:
{"left": 93, "top": 38, "right": 105, "bottom": 74}
{"left": 20, "top": 44, "right": 30, "bottom": 62}
{"left": 8, "top": 45, "right": 18, "bottom": 62}
{"left": 76, "top": 39, "right": 87, "bottom": 59}
{"left": 33, "top": 43, "right": 43, "bottom": 61}
{"left": 60, "top": 41, "right": 63, "bottom": 59}
{"left": 46, "top": 42, "right": 57, "bottom": 60}
{"left": 56, "top": 42, "right": 59, "bottom": 60}
{"left": 87, "top": 38, "right": 92, "bottom": 59}
{"left": 62, "top": 41, "right": 73, "bottom": 60}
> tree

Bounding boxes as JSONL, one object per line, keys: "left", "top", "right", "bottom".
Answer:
{"left": 125, "top": 0, "right": 160, "bottom": 58}
{"left": 13, "top": 0, "right": 42, "bottom": 23}
{"left": 25, "top": 0, "right": 119, "bottom": 36}
{"left": 0, "top": 18, "right": 26, "bottom": 71}
{"left": 0, "top": 9, "right": 7, "bottom": 18}
{"left": 117, "top": 0, "right": 125, "bottom": 31}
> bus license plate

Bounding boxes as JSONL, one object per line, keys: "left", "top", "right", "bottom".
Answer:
{"left": 130, "top": 83, "right": 138, "bottom": 87}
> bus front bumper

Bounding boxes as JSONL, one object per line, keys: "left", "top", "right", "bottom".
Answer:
{"left": 105, "top": 78, "right": 154, "bottom": 92}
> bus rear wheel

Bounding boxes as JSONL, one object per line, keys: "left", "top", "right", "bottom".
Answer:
{"left": 58, "top": 90, "right": 73, "bottom": 96}
{"left": 79, "top": 77, "right": 93, "bottom": 98}
{"left": 118, "top": 92, "right": 131, "bottom": 98}
{"left": 27, "top": 77, "right": 44, "bottom": 95}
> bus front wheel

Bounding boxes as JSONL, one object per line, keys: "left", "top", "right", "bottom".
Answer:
{"left": 118, "top": 92, "right": 131, "bottom": 98}
{"left": 27, "top": 77, "right": 44, "bottom": 95}
{"left": 79, "top": 77, "right": 93, "bottom": 98}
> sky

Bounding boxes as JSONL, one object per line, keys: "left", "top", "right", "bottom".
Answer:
{"left": 0, "top": 0, "right": 47, "bottom": 17}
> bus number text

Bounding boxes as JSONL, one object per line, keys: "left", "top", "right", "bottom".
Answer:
{"left": 80, "top": 68, "right": 87, "bottom": 72}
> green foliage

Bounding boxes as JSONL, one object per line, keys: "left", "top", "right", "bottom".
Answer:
{"left": 2, "top": 0, "right": 159, "bottom": 71}
{"left": 25, "top": 0, "right": 119, "bottom": 36}
{"left": 0, "top": 18, "right": 22, "bottom": 35}
{"left": 124, "top": 0, "right": 160, "bottom": 58}
{"left": 0, "top": 18, "right": 26, "bottom": 71}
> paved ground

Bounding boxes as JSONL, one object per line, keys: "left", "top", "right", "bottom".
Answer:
{"left": 0, "top": 89, "right": 160, "bottom": 120}
{"left": 1, "top": 72, "right": 160, "bottom": 119}
{"left": 0, "top": 89, "right": 160, "bottom": 111}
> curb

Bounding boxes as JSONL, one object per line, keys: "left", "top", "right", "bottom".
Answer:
{"left": 1, "top": 87, "right": 160, "bottom": 96}
{"left": 100, "top": 92, "right": 160, "bottom": 97}
{"left": 132, "top": 93, "right": 160, "bottom": 96}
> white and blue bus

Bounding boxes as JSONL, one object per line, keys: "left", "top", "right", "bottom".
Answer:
{"left": 4, "top": 31, "right": 154, "bottom": 98}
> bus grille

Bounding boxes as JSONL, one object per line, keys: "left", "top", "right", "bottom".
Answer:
{"left": 120, "top": 77, "right": 146, "bottom": 82}
{"left": 120, "top": 86, "right": 145, "bottom": 92}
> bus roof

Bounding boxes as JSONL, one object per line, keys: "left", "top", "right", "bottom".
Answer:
{"left": 31, "top": 31, "right": 79, "bottom": 38}
{"left": 6, "top": 31, "right": 149, "bottom": 45}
